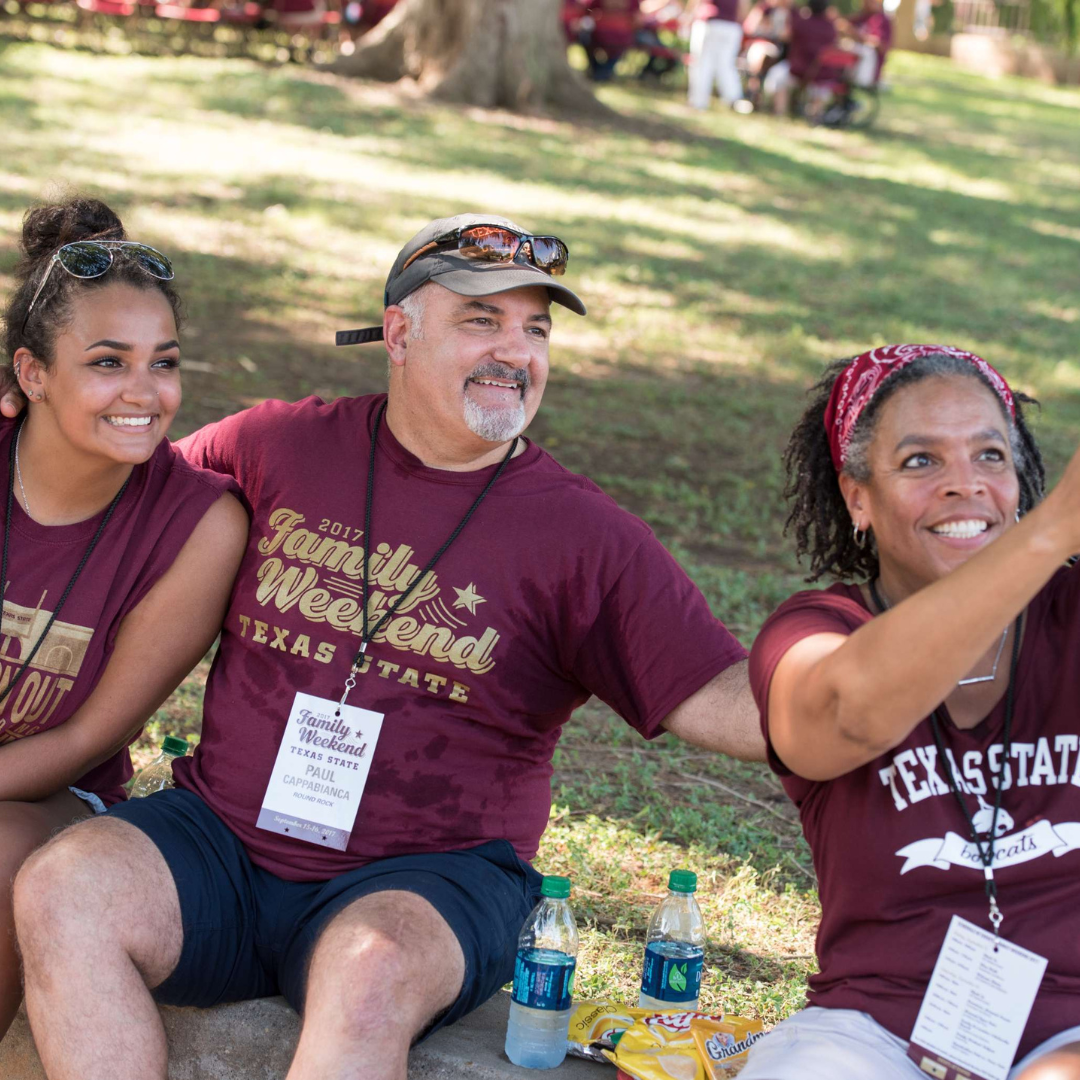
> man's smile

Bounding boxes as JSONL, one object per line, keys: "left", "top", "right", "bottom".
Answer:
{"left": 468, "top": 377, "right": 520, "bottom": 391}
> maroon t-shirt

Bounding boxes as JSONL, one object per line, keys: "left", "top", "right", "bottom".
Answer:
{"left": 749, "top": 571, "right": 1080, "bottom": 1060}
{"left": 177, "top": 394, "right": 746, "bottom": 882}
{"left": 788, "top": 10, "right": 837, "bottom": 75}
{"left": 588, "top": 0, "right": 640, "bottom": 51}
{"left": 852, "top": 8, "right": 892, "bottom": 48}
{"left": 697, "top": 0, "right": 740, "bottom": 23}
{"left": 0, "top": 424, "right": 235, "bottom": 805}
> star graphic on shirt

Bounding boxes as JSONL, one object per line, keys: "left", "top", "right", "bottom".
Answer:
{"left": 452, "top": 583, "right": 486, "bottom": 615}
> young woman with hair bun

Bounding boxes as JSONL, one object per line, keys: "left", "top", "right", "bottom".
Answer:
{"left": 739, "top": 345, "right": 1080, "bottom": 1080}
{"left": 0, "top": 196, "right": 247, "bottom": 1040}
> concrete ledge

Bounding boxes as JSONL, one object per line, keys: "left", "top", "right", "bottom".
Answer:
{"left": 1, "top": 991, "right": 612, "bottom": 1079}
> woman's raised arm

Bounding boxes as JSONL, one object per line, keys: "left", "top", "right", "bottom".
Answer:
{"left": 769, "top": 441, "right": 1080, "bottom": 782}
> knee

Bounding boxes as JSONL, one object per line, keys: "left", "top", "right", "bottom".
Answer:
{"left": 13, "top": 823, "right": 107, "bottom": 941}
{"left": 1017, "top": 1052, "right": 1080, "bottom": 1080}
{"left": 332, "top": 927, "right": 413, "bottom": 1002}
{"left": 310, "top": 913, "right": 446, "bottom": 1028}
{"left": 0, "top": 805, "right": 51, "bottom": 902}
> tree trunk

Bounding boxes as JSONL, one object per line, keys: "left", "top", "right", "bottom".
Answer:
{"left": 330, "top": 0, "right": 608, "bottom": 115}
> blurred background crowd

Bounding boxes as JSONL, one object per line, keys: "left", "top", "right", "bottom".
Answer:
{"left": 20, "top": 0, "right": 902, "bottom": 125}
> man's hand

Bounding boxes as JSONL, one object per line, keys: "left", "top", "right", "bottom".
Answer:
{"left": 1, "top": 367, "right": 25, "bottom": 418}
{"left": 661, "top": 660, "right": 766, "bottom": 761}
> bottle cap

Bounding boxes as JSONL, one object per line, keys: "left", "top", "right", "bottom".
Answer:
{"left": 162, "top": 736, "right": 190, "bottom": 756}
{"left": 668, "top": 869, "right": 697, "bottom": 893}
{"left": 540, "top": 875, "right": 571, "bottom": 899}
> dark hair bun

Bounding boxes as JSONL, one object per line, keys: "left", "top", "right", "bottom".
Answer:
{"left": 21, "top": 198, "right": 126, "bottom": 261}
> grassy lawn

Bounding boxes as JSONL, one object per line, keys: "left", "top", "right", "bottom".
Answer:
{"left": 1, "top": 38, "right": 1078, "bottom": 1025}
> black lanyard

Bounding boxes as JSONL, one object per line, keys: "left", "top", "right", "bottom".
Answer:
{"left": 869, "top": 578, "right": 1022, "bottom": 939}
{"left": 0, "top": 416, "right": 130, "bottom": 710}
{"left": 335, "top": 401, "right": 517, "bottom": 715}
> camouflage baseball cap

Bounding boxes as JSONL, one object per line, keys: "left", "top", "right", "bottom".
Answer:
{"left": 336, "top": 213, "right": 586, "bottom": 346}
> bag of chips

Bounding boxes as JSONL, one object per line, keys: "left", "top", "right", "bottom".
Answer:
{"left": 690, "top": 1014, "right": 767, "bottom": 1074}
{"left": 602, "top": 1010, "right": 715, "bottom": 1080}
{"left": 565, "top": 999, "right": 640, "bottom": 1063}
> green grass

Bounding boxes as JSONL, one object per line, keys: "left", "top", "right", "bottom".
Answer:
{"left": 2, "top": 40, "right": 1078, "bottom": 1026}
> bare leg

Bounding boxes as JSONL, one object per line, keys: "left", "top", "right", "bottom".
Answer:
{"left": 13, "top": 817, "right": 183, "bottom": 1080}
{"left": 1017, "top": 1045, "right": 1080, "bottom": 1080}
{"left": 288, "top": 890, "right": 466, "bottom": 1080}
{"left": 0, "top": 790, "right": 90, "bottom": 1040}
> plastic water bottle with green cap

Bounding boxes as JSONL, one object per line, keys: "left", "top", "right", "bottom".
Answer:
{"left": 638, "top": 869, "right": 706, "bottom": 1011}
{"left": 504, "top": 874, "right": 579, "bottom": 1069}
{"left": 129, "top": 736, "right": 189, "bottom": 799}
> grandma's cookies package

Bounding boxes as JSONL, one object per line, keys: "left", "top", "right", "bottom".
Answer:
{"left": 690, "top": 1014, "right": 766, "bottom": 1075}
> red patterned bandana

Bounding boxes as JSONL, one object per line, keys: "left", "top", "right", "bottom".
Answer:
{"left": 823, "top": 344, "right": 1016, "bottom": 473}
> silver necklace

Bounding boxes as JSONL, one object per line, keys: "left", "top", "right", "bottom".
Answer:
{"left": 871, "top": 578, "right": 1009, "bottom": 686}
{"left": 14, "top": 423, "right": 33, "bottom": 519}
{"left": 957, "top": 626, "right": 1009, "bottom": 686}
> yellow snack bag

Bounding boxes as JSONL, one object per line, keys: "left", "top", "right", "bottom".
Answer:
{"left": 566, "top": 999, "right": 639, "bottom": 1063}
{"left": 690, "top": 1014, "right": 767, "bottom": 1074}
{"left": 602, "top": 1010, "right": 718, "bottom": 1080}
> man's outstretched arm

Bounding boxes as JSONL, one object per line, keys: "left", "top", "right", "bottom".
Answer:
{"left": 661, "top": 660, "right": 766, "bottom": 761}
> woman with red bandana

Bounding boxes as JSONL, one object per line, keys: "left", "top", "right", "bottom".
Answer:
{"left": 740, "top": 345, "right": 1080, "bottom": 1080}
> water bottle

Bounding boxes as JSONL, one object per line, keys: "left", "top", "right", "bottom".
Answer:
{"left": 129, "top": 736, "right": 189, "bottom": 798}
{"left": 638, "top": 869, "right": 706, "bottom": 1011}
{"left": 504, "top": 875, "right": 579, "bottom": 1069}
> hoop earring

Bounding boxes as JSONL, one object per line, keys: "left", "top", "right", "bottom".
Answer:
{"left": 13, "top": 361, "right": 20, "bottom": 381}
{"left": 853, "top": 525, "right": 867, "bottom": 550}
{"left": 1015, "top": 509, "right": 1021, "bottom": 523}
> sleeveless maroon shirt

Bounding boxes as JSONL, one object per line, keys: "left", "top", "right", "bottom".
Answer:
{"left": 0, "top": 422, "right": 236, "bottom": 805}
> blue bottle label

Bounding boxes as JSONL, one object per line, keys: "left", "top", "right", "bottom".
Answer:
{"left": 640, "top": 944, "right": 704, "bottom": 1003}
{"left": 511, "top": 950, "right": 576, "bottom": 1011}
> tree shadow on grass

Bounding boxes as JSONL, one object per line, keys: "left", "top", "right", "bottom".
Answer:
{"left": 135, "top": 60, "right": 1080, "bottom": 220}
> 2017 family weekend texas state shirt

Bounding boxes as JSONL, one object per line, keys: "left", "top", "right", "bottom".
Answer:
{"left": 749, "top": 571, "right": 1080, "bottom": 1060}
{"left": 0, "top": 422, "right": 235, "bottom": 804}
{"left": 177, "top": 394, "right": 746, "bottom": 881}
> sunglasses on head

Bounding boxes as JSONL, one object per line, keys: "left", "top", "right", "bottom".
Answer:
{"left": 22, "top": 240, "right": 175, "bottom": 333}
{"left": 401, "top": 225, "right": 570, "bottom": 278}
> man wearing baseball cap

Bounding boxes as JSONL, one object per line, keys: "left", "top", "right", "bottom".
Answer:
{"left": 15, "top": 214, "right": 761, "bottom": 1080}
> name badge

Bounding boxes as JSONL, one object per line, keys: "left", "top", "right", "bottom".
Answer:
{"left": 256, "top": 691, "right": 384, "bottom": 851}
{"left": 907, "top": 916, "right": 1046, "bottom": 1080}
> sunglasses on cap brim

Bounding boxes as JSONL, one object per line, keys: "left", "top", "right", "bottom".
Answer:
{"left": 402, "top": 224, "right": 570, "bottom": 277}
{"left": 22, "top": 240, "right": 175, "bottom": 334}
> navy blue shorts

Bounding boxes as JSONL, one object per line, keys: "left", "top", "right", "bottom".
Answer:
{"left": 107, "top": 788, "right": 541, "bottom": 1033}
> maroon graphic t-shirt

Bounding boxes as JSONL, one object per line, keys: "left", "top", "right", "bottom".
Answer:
{"left": 0, "top": 422, "right": 236, "bottom": 806}
{"left": 177, "top": 394, "right": 746, "bottom": 882}
{"left": 749, "top": 570, "right": 1080, "bottom": 1060}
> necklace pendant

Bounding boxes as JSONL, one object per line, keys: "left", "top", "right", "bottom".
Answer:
{"left": 956, "top": 625, "right": 1010, "bottom": 688}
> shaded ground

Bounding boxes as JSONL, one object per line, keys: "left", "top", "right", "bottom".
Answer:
{"left": 2, "top": 43, "right": 1078, "bottom": 1020}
